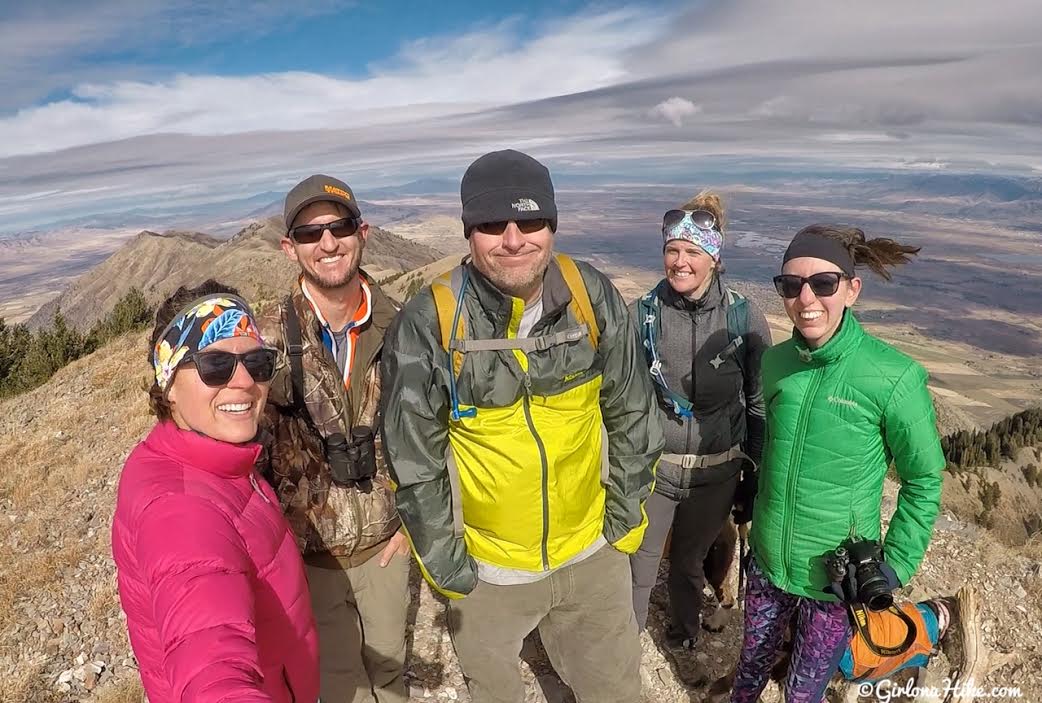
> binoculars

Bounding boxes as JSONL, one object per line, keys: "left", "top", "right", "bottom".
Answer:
{"left": 324, "top": 426, "right": 378, "bottom": 487}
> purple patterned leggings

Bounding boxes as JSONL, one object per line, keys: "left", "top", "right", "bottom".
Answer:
{"left": 730, "top": 558, "right": 851, "bottom": 703}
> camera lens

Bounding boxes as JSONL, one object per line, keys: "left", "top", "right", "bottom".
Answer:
{"left": 856, "top": 564, "right": 893, "bottom": 611}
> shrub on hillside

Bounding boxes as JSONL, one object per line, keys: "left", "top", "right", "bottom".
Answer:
{"left": 976, "top": 478, "right": 1003, "bottom": 529}
{"left": 1022, "top": 463, "right": 1040, "bottom": 489}
{"left": 86, "top": 288, "right": 152, "bottom": 348}
{"left": 0, "top": 288, "right": 154, "bottom": 398}
{"left": 943, "top": 407, "right": 1042, "bottom": 470}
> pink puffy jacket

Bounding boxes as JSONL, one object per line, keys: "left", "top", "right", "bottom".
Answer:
{"left": 112, "top": 420, "right": 320, "bottom": 703}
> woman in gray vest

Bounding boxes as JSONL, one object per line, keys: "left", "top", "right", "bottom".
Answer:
{"left": 630, "top": 191, "right": 772, "bottom": 680}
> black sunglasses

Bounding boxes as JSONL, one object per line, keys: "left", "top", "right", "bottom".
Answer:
{"left": 289, "top": 217, "right": 361, "bottom": 244}
{"left": 662, "top": 209, "right": 717, "bottom": 232}
{"left": 186, "top": 348, "right": 277, "bottom": 387}
{"left": 773, "top": 272, "right": 848, "bottom": 299}
{"left": 471, "top": 218, "right": 550, "bottom": 236}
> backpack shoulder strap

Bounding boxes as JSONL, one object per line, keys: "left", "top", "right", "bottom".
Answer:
{"left": 554, "top": 253, "right": 599, "bottom": 350}
{"left": 639, "top": 281, "right": 694, "bottom": 420}
{"left": 430, "top": 267, "right": 466, "bottom": 377}
{"left": 726, "top": 288, "right": 751, "bottom": 378}
{"left": 725, "top": 288, "right": 750, "bottom": 341}
{"left": 283, "top": 295, "right": 308, "bottom": 418}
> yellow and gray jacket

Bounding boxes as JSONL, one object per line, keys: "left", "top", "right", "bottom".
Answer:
{"left": 381, "top": 255, "right": 664, "bottom": 598}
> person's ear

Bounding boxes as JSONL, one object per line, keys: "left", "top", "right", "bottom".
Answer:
{"left": 280, "top": 237, "right": 300, "bottom": 262}
{"left": 845, "top": 276, "right": 862, "bottom": 307}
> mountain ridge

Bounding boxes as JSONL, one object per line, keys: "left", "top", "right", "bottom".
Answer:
{"left": 27, "top": 217, "right": 439, "bottom": 331}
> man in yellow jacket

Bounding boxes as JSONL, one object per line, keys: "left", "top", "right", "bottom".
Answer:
{"left": 381, "top": 149, "right": 663, "bottom": 703}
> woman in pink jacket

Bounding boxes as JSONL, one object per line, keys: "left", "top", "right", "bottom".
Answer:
{"left": 112, "top": 280, "right": 320, "bottom": 703}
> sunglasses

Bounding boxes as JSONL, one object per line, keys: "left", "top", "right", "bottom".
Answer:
{"left": 289, "top": 217, "right": 361, "bottom": 244}
{"left": 662, "top": 209, "right": 717, "bottom": 233}
{"left": 773, "top": 272, "right": 848, "bottom": 299}
{"left": 471, "top": 218, "right": 550, "bottom": 236}
{"left": 185, "top": 348, "right": 277, "bottom": 387}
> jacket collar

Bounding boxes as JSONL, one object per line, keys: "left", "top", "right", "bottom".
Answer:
{"left": 792, "top": 308, "right": 864, "bottom": 366}
{"left": 464, "top": 256, "right": 572, "bottom": 331}
{"left": 145, "top": 420, "right": 262, "bottom": 478}
{"left": 291, "top": 269, "right": 396, "bottom": 344}
{"left": 657, "top": 273, "right": 726, "bottom": 313}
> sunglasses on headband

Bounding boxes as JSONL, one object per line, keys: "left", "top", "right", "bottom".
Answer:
{"left": 662, "top": 209, "right": 717, "bottom": 233}
{"left": 470, "top": 218, "right": 551, "bottom": 236}
{"left": 772, "top": 272, "right": 848, "bottom": 299}
{"left": 289, "top": 217, "right": 362, "bottom": 244}
{"left": 184, "top": 348, "right": 277, "bottom": 387}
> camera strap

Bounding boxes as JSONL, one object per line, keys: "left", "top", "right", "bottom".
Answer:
{"left": 284, "top": 296, "right": 308, "bottom": 419}
{"left": 848, "top": 602, "right": 919, "bottom": 657}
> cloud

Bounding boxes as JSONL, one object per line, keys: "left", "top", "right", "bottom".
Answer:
{"left": 649, "top": 97, "right": 701, "bottom": 127}
{"left": 0, "top": 7, "right": 663, "bottom": 158}
{"left": 0, "top": 0, "right": 354, "bottom": 111}
{"left": 2, "top": 0, "right": 1042, "bottom": 231}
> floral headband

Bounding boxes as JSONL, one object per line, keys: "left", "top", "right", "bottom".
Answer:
{"left": 152, "top": 295, "right": 264, "bottom": 391}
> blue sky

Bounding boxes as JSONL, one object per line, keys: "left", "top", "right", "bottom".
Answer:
{"left": 13, "top": 0, "right": 604, "bottom": 107}
{"left": 0, "top": 0, "right": 1040, "bottom": 231}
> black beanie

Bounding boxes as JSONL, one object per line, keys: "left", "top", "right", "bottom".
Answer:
{"left": 460, "top": 149, "right": 557, "bottom": 237}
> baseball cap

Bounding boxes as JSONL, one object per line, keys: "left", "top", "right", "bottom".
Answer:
{"left": 284, "top": 174, "right": 361, "bottom": 229}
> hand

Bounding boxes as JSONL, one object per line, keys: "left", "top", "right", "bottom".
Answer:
{"left": 731, "top": 469, "right": 757, "bottom": 525}
{"left": 378, "top": 530, "right": 410, "bottom": 567}
{"left": 880, "top": 561, "right": 901, "bottom": 591}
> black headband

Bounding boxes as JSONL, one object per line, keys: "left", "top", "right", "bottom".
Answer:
{"left": 782, "top": 230, "right": 855, "bottom": 277}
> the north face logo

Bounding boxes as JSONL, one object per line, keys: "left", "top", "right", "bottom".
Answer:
{"left": 512, "top": 198, "right": 539, "bottom": 212}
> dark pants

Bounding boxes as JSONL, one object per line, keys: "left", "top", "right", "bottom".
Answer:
{"left": 630, "top": 469, "right": 739, "bottom": 639}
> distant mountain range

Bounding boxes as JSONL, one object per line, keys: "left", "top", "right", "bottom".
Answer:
{"left": 29, "top": 217, "right": 439, "bottom": 331}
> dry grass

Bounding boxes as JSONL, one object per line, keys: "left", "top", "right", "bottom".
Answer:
{"left": 0, "top": 330, "right": 154, "bottom": 699}
{"left": 91, "top": 677, "right": 144, "bottom": 703}
{"left": 0, "top": 660, "right": 49, "bottom": 703}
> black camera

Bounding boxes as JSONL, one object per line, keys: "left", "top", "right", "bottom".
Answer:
{"left": 325, "top": 426, "right": 378, "bottom": 487}
{"left": 823, "top": 539, "right": 893, "bottom": 611}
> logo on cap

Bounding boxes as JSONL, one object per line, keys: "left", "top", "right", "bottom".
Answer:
{"left": 512, "top": 198, "right": 539, "bottom": 212}
{"left": 324, "top": 185, "right": 352, "bottom": 200}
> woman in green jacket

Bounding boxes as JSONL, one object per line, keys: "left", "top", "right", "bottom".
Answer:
{"left": 730, "top": 225, "right": 945, "bottom": 703}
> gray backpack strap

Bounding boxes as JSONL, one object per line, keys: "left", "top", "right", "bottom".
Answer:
{"left": 452, "top": 325, "right": 589, "bottom": 354}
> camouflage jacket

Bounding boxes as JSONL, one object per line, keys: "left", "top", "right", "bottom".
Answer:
{"left": 257, "top": 272, "right": 400, "bottom": 564}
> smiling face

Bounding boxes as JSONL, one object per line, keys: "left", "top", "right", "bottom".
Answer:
{"left": 166, "top": 336, "right": 270, "bottom": 444}
{"left": 663, "top": 239, "right": 717, "bottom": 298}
{"left": 281, "top": 201, "right": 368, "bottom": 290}
{"left": 469, "top": 220, "right": 553, "bottom": 303}
{"left": 781, "top": 256, "right": 862, "bottom": 349}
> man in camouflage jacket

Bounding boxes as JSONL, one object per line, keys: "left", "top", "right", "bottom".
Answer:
{"left": 257, "top": 175, "right": 408, "bottom": 703}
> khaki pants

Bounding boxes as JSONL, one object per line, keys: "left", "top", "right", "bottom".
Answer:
{"left": 448, "top": 545, "right": 642, "bottom": 703}
{"left": 306, "top": 552, "right": 410, "bottom": 703}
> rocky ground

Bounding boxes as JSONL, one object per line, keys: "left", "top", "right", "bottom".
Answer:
{"left": 401, "top": 479, "right": 1042, "bottom": 703}
{"left": 1, "top": 332, "right": 1041, "bottom": 703}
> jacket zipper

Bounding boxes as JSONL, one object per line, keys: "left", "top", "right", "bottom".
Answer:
{"left": 780, "top": 365, "right": 824, "bottom": 587}
{"left": 688, "top": 308, "right": 697, "bottom": 451}
{"left": 521, "top": 370, "right": 551, "bottom": 571}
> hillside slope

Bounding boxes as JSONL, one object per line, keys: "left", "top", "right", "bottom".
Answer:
{"left": 28, "top": 218, "right": 440, "bottom": 331}
{"left": 0, "top": 329, "right": 1039, "bottom": 702}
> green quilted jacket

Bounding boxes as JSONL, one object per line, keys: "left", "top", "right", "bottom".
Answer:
{"left": 750, "top": 310, "right": 944, "bottom": 600}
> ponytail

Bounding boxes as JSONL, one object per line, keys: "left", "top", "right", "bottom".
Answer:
{"left": 796, "top": 225, "right": 920, "bottom": 281}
